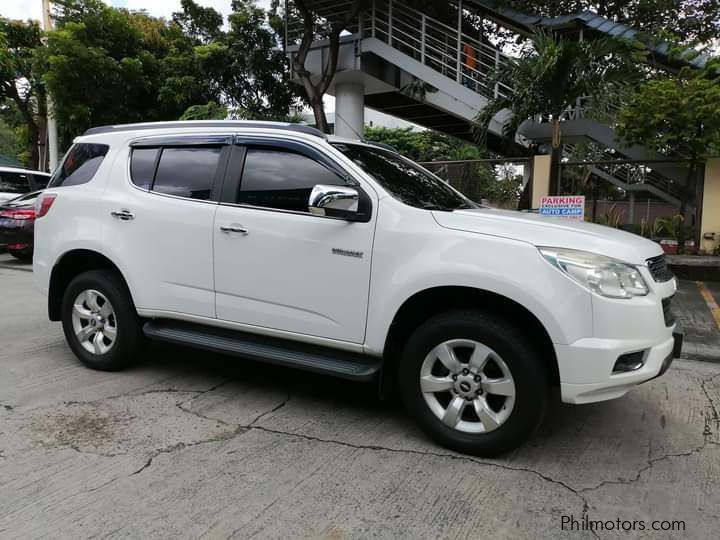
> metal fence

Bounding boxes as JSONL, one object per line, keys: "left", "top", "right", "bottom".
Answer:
{"left": 419, "top": 158, "right": 532, "bottom": 208}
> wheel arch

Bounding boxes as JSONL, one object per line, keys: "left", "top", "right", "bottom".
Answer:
{"left": 382, "top": 286, "right": 559, "bottom": 386}
{"left": 48, "top": 249, "right": 133, "bottom": 321}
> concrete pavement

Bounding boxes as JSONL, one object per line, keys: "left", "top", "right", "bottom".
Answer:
{"left": 1, "top": 258, "right": 719, "bottom": 538}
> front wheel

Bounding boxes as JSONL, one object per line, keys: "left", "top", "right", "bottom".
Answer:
{"left": 399, "top": 310, "right": 548, "bottom": 456}
{"left": 61, "top": 270, "right": 144, "bottom": 371}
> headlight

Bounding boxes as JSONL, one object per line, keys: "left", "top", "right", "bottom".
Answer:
{"left": 539, "top": 247, "right": 648, "bottom": 299}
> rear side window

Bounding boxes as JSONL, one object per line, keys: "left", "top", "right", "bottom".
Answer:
{"left": 239, "top": 147, "right": 346, "bottom": 212}
{"left": 152, "top": 147, "right": 221, "bottom": 200}
{"left": 49, "top": 143, "right": 109, "bottom": 187}
{"left": 0, "top": 172, "right": 30, "bottom": 194}
{"left": 31, "top": 174, "right": 50, "bottom": 190}
{"left": 130, "top": 148, "right": 159, "bottom": 189}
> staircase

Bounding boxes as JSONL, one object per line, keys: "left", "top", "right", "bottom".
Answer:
{"left": 285, "top": 0, "right": 688, "bottom": 204}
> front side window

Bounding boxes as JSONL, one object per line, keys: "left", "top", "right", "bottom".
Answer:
{"left": 152, "top": 146, "right": 221, "bottom": 200}
{"left": 333, "top": 143, "right": 476, "bottom": 211}
{"left": 49, "top": 143, "right": 109, "bottom": 187}
{"left": 0, "top": 172, "right": 30, "bottom": 194}
{"left": 238, "top": 147, "right": 346, "bottom": 212}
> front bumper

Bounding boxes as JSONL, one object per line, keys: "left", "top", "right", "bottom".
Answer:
{"left": 558, "top": 330, "right": 682, "bottom": 404}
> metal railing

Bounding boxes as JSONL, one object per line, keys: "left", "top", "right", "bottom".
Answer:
{"left": 362, "top": 1, "right": 513, "bottom": 98}
{"left": 562, "top": 143, "right": 685, "bottom": 201}
{"left": 285, "top": 0, "right": 514, "bottom": 99}
{"left": 284, "top": 0, "right": 682, "bottom": 202}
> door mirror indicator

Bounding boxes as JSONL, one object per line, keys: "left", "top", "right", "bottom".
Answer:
{"left": 308, "top": 184, "right": 361, "bottom": 220}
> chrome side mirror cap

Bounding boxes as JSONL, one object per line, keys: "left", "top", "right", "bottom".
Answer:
{"left": 308, "top": 184, "right": 361, "bottom": 220}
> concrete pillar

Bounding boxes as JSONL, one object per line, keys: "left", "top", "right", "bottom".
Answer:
{"left": 334, "top": 82, "right": 365, "bottom": 139}
{"left": 531, "top": 155, "right": 552, "bottom": 209}
{"left": 628, "top": 192, "right": 635, "bottom": 224}
{"left": 700, "top": 158, "right": 720, "bottom": 254}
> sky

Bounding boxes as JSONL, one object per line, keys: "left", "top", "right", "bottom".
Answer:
{"left": 0, "top": 1, "right": 271, "bottom": 22}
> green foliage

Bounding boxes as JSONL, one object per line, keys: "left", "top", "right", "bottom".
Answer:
{"left": 505, "top": 1, "right": 720, "bottom": 45}
{"left": 617, "top": 68, "right": 720, "bottom": 161}
{"left": 363, "top": 126, "right": 484, "bottom": 162}
{"left": 654, "top": 214, "right": 685, "bottom": 239}
{"left": 475, "top": 31, "right": 645, "bottom": 148}
{"left": 42, "top": 0, "right": 301, "bottom": 149}
{"left": 0, "top": 18, "right": 44, "bottom": 168}
{"left": 179, "top": 101, "right": 228, "bottom": 120}
{"left": 595, "top": 203, "right": 624, "bottom": 228}
{"left": 0, "top": 117, "right": 22, "bottom": 165}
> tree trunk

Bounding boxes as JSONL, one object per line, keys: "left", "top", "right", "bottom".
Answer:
{"left": 6, "top": 85, "right": 40, "bottom": 170}
{"left": 291, "top": 0, "right": 363, "bottom": 134}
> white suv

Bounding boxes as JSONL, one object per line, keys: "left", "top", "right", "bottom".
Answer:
{"left": 33, "top": 121, "right": 682, "bottom": 456}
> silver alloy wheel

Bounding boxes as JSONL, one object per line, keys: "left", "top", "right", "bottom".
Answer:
{"left": 420, "top": 339, "right": 516, "bottom": 434}
{"left": 71, "top": 289, "right": 117, "bottom": 355}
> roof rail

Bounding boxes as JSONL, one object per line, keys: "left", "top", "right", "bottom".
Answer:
{"left": 83, "top": 120, "right": 328, "bottom": 139}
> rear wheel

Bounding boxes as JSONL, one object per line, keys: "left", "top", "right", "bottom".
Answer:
{"left": 399, "top": 310, "right": 548, "bottom": 456}
{"left": 61, "top": 270, "right": 144, "bottom": 371}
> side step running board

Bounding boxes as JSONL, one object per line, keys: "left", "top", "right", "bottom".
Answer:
{"left": 143, "top": 320, "right": 382, "bottom": 382}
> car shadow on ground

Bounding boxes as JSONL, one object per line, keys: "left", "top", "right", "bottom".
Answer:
{"left": 133, "top": 341, "right": 657, "bottom": 459}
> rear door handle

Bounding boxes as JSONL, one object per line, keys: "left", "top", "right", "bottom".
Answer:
{"left": 219, "top": 225, "right": 248, "bottom": 235}
{"left": 111, "top": 209, "right": 135, "bottom": 221}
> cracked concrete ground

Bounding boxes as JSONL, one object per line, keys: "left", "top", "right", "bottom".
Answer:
{"left": 1, "top": 260, "right": 720, "bottom": 538}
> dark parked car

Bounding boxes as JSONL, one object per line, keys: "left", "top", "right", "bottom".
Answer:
{"left": 0, "top": 166, "right": 51, "bottom": 203}
{"left": 0, "top": 191, "right": 41, "bottom": 261}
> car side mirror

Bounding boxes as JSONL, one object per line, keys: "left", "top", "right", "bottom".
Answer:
{"left": 308, "top": 184, "right": 361, "bottom": 221}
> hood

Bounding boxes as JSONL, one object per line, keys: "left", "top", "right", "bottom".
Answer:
{"left": 432, "top": 207, "right": 663, "bottom": 265}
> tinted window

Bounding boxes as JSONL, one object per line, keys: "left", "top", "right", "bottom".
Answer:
{"left": 130, "top": 148, "right": 159, "bottom": 189}
{"left": 0, "top": 172, "right": 30, "bottom": 194}
{"left": 333, "top": 143, "right": 475, "bottom": 211}
{"left": 30, "top": 174, "right": 50, "bottom": 189}
{"left": 50, "top": 143, "right": 109, "bottom": 187}
{"left": 152, "top": 147, "right": 220, "bottom": 200}
{"left": 239, "top": 147, "right": 345, "bottom": 212}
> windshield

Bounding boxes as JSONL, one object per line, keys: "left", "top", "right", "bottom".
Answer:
{"left": 332, "top": 143, "right": 477, "bottom": 211}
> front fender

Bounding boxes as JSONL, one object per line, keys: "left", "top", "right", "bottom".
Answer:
{"left": 364, "top": 205, "right": 592, "bottom": 355}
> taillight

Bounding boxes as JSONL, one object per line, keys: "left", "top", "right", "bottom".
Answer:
{"left": 35, "top": 194, "right": 57, "bottom": 218}
{"left": 0, "top": 209, "right": 36, "bottom": 220}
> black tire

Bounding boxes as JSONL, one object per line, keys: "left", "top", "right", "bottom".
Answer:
{"left": 8, "top": 250, "right": 32, "bottom": 261}
{"left": 399, "top": 310, "right": 548, "bottom": 457}
{"left": 61, "top": 269, "right": 144, "bottom": 371}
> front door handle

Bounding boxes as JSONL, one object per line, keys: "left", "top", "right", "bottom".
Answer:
{"left": 111, "top": 209, "right": 135, "bottom": 221}
{"left": 219, "top": 225, "right": 248, "bottom": 235}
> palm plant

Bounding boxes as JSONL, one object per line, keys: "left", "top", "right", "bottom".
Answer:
{"left": 474, "top": 31, "right": 645, "bottom": 194}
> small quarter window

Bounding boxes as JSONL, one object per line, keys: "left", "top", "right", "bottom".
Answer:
{"left": 152, "top": 146, "right": 221, "bottom": 200}
{"left": 130, "top": 148, "right": 159, "bottom": 189}
{"left": 49, "top": 143, "right": 109, "bottom": 187}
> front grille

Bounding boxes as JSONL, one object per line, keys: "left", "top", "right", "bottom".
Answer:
{"left": 662, "top": 295, "right": 675, "bottom": 327}
{"left": 646, "top": 254, "right": 674, "bottom": 283}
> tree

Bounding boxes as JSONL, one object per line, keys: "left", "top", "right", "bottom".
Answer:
{"left": 617, "top": 62, "right": 720, "bottom": 247}
{"left": 211, "top": 0, "right": 303, "bottom": 120}
{"left": 275, "top": 0, "right": 366, "bottom": 133}
{"left": 363, "top": 126, "right": 485, "bottom": 162}
{"left": 43, "top": 0, "right": 302, "bottom": 149}
{"left": 506, "top": 1, "right": 720, "bottom": 45}
{"left": 474, "top": 31, "right": 644, "bottom": 195}
{"left": 0, "top": 18, "right": 44, "bottom": 169}
{"left": 43, "top": 0, "right": 222, "bottom": 147}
